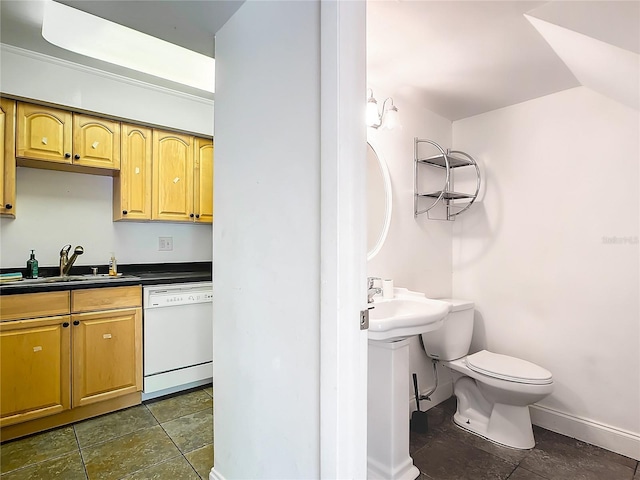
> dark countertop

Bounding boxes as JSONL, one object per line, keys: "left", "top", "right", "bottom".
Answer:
{"left": 0, "top": 262, "right": 212, "bottom": 295}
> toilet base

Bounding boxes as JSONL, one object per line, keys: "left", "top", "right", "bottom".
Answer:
{"left": 453, "top": 377, "right": 536, "bottom": 449}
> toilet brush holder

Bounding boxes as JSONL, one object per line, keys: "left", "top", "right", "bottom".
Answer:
{"left": 410, "top": 373, "right": 429, "bottom": 434}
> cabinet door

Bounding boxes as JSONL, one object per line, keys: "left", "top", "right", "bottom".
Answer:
{"left": 72, "top": 114, "right": 121, "bottom": 170}
{"left": 114, "top": 124, "right": 152, "bottom": 220}
{"left": 194, "top": 137, "right": 214, "bottom": 224}
{"left": 152, "top": 130, "right": 193, "bottom": 221}
{"left": 16, "top": 103, "right": 72, "bottom": 163}
{"left": 0, "top": 98, "right": 16, "bottom": 217}
{"left": 71, "top": 307, "right": 142, "bottom": 407}
{"left": 0, "top": 316, "right": 71, "bottom": 427}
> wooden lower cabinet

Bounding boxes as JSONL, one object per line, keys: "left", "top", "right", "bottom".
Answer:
{"left": 72, "top": 307, "right": 142, "bottom": 407}
{"left": 0, "top": 315, "right": 71, "bottom": 427}
{"left": 0, "top": 286, "right": 142, "bottom": 439}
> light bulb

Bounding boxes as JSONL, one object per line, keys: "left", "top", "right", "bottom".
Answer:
{"left": 383, "top": 106, "right": 400, "bottom": 130}
{"left": 366, "top": 98, "right": 380, "bottom": 127}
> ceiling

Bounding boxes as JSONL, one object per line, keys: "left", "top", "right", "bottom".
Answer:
{"left": 367, "top": 1, "right": 640, "bottom": 120}
{"left": 0, "top": 0, "right": 242, "bottom": 98}
{"left": 1, "top": 1, "right": 638, "bottom": 119}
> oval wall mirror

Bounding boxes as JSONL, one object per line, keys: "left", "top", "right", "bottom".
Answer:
{"left": 367, "top": 140, "right": 392, "bottom": 261}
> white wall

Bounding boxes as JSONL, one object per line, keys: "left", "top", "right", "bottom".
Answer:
{"left": 0, "top": 168, "right": 212, "bottom": 267}
{"left": 0, "top": 45, "right": 213, "bottom": 268}
{"left": 452, "top": 86, "right": 640, "bottom": 459}
{"left": 212, "top": 2, "right": 322, "bottom": 478}
{"left": 366, "top": 87, "right": 455, "bottom": 408}
{"left": 0, "top": 45, "right": 214, "bottom": 135}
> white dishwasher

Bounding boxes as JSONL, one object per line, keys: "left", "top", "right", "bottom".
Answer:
{"left": 143, "top": 282, "right": 213, "bottom": 400}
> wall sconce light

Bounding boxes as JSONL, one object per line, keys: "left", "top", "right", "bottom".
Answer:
{"left": 366, "top": 88, "right": 400, "bottom": 129}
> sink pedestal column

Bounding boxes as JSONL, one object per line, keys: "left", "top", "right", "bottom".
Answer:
{"left": 367, "top": 338, "right": 420, "bottom": 480}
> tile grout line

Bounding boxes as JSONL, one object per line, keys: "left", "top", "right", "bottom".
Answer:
{"left": 0, "top": 427, "right": 81, "bottom": 478}
{"left": 113, "top": 453, "right": 185, "bottom": 480}
{"left": 72, "top": 423, "right": 90, "bottom": 480}
{"left": 75, "top": 404, "right": 160, "bottom": 451}
{"left": 154, "top": 404, "right": 213, "bottom": 477}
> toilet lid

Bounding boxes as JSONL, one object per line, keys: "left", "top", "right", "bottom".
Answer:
{"left": 465, "top": 350, "right": 553, "bottom": 385}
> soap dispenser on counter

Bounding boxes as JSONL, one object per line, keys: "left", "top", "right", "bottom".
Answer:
{"left": 109, "top": 252, "right": 118, "bottom": 276}
{"left": 26, "top": 250, "right": 39, "bottom": 279}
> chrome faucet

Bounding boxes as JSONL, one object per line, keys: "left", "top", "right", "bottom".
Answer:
{"left": 367, "top": 276, "right": 382, "bottom": 303}
{"left": 59, "top": 244, "right": 84, "bottom": 276}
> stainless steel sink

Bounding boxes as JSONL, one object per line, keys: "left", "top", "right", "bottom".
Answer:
{"left": 17, "top": 274, "right": 138, "bottom": 285}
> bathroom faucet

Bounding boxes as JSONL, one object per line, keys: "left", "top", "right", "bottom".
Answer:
{"left": 59, "top": 244, "right": 84, "bottom": 276}
{"left": 367, "top": 276, "right": 382, "bottom": 303}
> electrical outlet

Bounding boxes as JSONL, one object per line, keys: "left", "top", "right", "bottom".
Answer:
{"left": 158, "top": 236, "right": 173, "bottom": 251}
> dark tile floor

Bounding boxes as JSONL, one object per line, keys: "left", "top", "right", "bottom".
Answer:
{"left": 411, "top": 397, "right": 640, "bottom": 480}
{"left": 2, "top": 389, "right": 638, "bottom": 479}
{"left": 0, "top": 386, "right": 213, "bottom": 480}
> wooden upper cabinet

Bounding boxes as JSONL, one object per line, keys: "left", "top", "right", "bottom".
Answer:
{"left": 113, "top": 124, "right": 152, "bottom": 221}
{"left": 152, "top": 130, "right": 193, "bottom": 222}
{"left": 16, "top": 103, "right": 72, "bottom": 164}
{"left": 73, "top": 114, "right": 120, "bottom": 170}
{"left": 194, "top": 137, "right": 213, "bottom": 224}
{"left": 16, "top": 102, "right": 120, "bottom": 172}
{"left": 0, "top": 98, "right": 16, "bottom": 217}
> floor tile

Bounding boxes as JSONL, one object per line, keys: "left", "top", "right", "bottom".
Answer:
{"left": 409, "top": 401, "right": 453, "bottom": 454}
{"left": 120, "top": 455, "right": 200, "bottom": 480}
{"left": 412, "top": 430, "right": 516, "bottom": 480}
{"left": 81, "top": 425, "right": 180, "bottom": 480}
{"left": 74, "top": 405, "right": 158, "bottom": 449}
{"left": 519, "top": 427, "right": 636, "bottom": 480}
{"left": 0, "top": 426, "right": 78, "bottom": 474}
{"left": 161, "top": 409, "right": 213, "bottom": 453}
{"left": 448, "top": 419, "right": 531, "bottom": 465}
{"left": 534, "top": 427, "right": 637, "bottom": 469}
{"left": 416, "top": 397, "right": 531, "bottom": 465}
{"left": 202, "top": 385, "right": 213, "bottom": 398}
{"left": 146, "top": 389, "right": 213, "bottom": 423}
{"left": 0, "top": 450, "right": 86, "bottom": 480}
{"left": 507, "top": 467, "right": 549, "bottom": 480}
{"left": 185, "top": 443, "right": 214, "bottom": 479}
{"left": 634, "top": 465, "right": 639, "bottom": 480}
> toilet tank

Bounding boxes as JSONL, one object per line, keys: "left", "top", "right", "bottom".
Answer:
{"left": 421, "top": 299, "right": 474, "bottom": 361}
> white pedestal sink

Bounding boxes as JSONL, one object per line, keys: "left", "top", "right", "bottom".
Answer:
{"left": 367, "top": 289, "right": 450, "bottom": 480}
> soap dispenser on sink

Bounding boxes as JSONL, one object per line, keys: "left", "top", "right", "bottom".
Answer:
{"left": 26, "top": 249, "right": 39, "bottom": 279}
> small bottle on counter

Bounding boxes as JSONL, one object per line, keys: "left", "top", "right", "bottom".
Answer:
{"left": 26, "top": 249, "right": 39, "bottom": 279}
{"left": 109, "top": 252, "right": 118, "bottom": 276}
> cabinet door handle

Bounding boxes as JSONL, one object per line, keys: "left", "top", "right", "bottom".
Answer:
{"left": 65, "top": 153, "right": 71, "bottom": 158}
{"left": 4, "top": 204, "right": 12, "bottom": 210}
{"left": 122, "top": 210, "right": 128, "bottom": 215}
{"left": 74, "top": 154, "right": 80, "bottom": 160}
{"left": 189, "top": 213, "right": 195, "bottom": 218}
{"left": 62, "top": 322, "right": 70, "bottom": 328}
{"left": 195, "top": 214, "right": 200, "bottom": 219}
{"left": 73, "top": 320, "right": 80, "bottom": 326}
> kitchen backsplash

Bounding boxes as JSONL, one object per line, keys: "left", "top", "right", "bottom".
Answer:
{"left": 0, "top": 167, "right": 213, "bottom": 269}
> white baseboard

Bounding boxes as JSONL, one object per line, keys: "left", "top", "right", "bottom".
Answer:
{"left": 530, "top": 404, "right": 640, "bottom": 461}
{"left": 209, "top": 468, "right": 225, "bottom": 480}
{"left": 409, "top": 381, "right": 454, "bottom": 417}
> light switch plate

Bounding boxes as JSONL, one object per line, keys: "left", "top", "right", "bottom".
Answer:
{"left": 158, "top": 236, "right": 173, "bottom": 251}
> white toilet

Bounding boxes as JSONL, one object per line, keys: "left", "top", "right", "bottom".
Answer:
{"left": 421, "top": 299, "right": 553, "bottom": 449}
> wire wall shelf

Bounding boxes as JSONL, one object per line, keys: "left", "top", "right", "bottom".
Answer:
{"left": 414, "top": 138, "right": 481, "bottom": 221}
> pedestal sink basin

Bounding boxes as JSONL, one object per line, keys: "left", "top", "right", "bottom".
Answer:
{"left": 367, "top": 288, "right": 450, "bottom": 480}
{"left": 368, "top": 288, "right": 451, "bottom": 341}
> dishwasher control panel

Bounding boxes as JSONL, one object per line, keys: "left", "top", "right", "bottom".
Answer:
{"left": 144, "top": 282, "right": 213, "bottom": 308}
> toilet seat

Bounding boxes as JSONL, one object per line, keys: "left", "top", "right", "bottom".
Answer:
{"left": 465, "top": 350, "right": 553, "bottom": 385}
